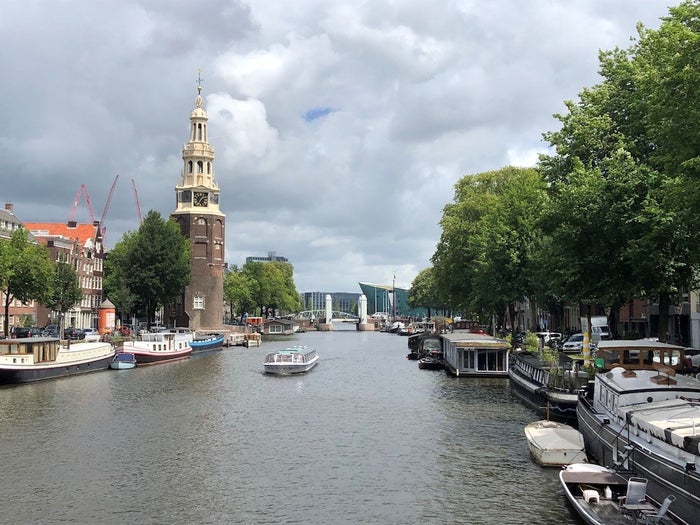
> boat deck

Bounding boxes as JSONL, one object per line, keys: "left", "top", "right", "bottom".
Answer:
{"left": 569, "top": 498, "right": 636, "bottom": 524}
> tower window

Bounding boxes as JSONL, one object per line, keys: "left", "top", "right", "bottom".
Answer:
{"left": 194, "top": 296, "right": 205, "bottom": 310}
{"left": 197, "top": 161, "right": 203, "bottom": 173}
{"left": 188, "top": 161, "right": 193, "bottom": 174}
{"left": 207, "top": 162, "right": 211, "bottom": 174}
{"left": 197, "top": 123, "right": 203, "bottom": 141}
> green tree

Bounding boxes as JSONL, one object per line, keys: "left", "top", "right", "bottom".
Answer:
{"left": 223, "top": 266, "right": 254, "bottom": 321}
{"left": 103, "top": 231, "right": 139, "bottom": 325}
{"left": 44, "top": 262, "right": 83, "bottom": 339}
{"left": 107, "top": 210, "right": 191, "bottom": 329}
{"left": 408, "top": 267, "right": 439, "bottom": 318}
{"left": 432, "top": 167, "right": 547, "bottom": 330}
{"left": 0, "top": 229, "right": 54, "bottom": 335}
{"left": 242, "top": 261, "right": 300, "bottom": 317}
{"left": 539, "top": 6, "right": 700, "bottom": 340}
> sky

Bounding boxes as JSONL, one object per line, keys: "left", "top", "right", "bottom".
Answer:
{"left": 0, "top": 0, "right": 674, "bottom": 293}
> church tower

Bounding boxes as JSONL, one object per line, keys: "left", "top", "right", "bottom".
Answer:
{"left": 170, "top": 76, "right": 225, "bottom": 329}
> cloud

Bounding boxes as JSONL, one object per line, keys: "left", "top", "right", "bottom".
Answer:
{"left": 0, "top": 0, "right": 671, "bottom": 292}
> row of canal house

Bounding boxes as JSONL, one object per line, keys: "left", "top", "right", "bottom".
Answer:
{"left": 0, "top": 202, "right": 105, "bottom": 335}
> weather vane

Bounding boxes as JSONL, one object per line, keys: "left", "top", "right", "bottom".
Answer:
{"left": 197, "top": 68, "right": 203, "bottom": 94}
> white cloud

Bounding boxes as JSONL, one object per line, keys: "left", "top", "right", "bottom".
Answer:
{"left": 0, "top": 0, "right": 671, "bottom": 292}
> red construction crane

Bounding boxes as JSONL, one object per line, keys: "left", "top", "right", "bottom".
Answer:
{"left": 98, "top": 174, "right": 120, "bottom": 239}
{"left": 132, "top": 178, "right": 143, "bottom": 224}
{"left": 68, "top": 184, "right": 97, "bottom": 223}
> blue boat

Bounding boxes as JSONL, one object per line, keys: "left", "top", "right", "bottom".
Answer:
{"left": 190, "top": 333, "right": 225, "bottom": 353}
{"left": 110, "top": 352, "right": 136, "bottom": 370}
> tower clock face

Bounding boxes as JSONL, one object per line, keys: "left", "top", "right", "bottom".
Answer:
{"left": 193, "top": 191, "right": 208, "bottom": 207}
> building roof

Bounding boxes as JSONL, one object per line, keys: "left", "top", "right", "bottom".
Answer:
{"left": 24, "top": 222, "right": 99, "bottom": 247}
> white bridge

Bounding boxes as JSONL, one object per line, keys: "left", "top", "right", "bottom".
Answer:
{"left": 295, "top": 310, "right": 360, "bottom": 322}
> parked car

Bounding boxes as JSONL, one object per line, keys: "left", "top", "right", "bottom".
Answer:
{"left": 10, "top": 326, "right": 41, "bottom": 338}
{"left": 82, "top": 328, "right": 101, "bottom": 342}
{"left": 64, "top": 327, "right": 85, "bottom": 340}
{"left": 42, "top": 326, "right": 59, "bottom": 337}
{"left": 562, "top": 333, "right": 584, "bottom": 353}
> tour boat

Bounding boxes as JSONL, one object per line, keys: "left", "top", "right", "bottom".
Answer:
{"left": 118, "top": 332, "right": 192, "bottom": 365}
{"left": 524, "top": 419, "right": 587, "bottom": 467}
{"left": 577, "top": 366, "right": 700, "bottom": 525}
{"left": 109, "top": 352, "right": 136, "bottom": 370}
{"left": 0, "top": 337, "right": 115, "bottom": 383}
{"left": 263, "top": 346, "right": 319, "bottom": 375}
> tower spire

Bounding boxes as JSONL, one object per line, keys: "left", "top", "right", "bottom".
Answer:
{"left": 196, "top": 69, "right": 203, "bottom": 108}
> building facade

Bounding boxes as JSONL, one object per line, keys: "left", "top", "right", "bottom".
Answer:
{"left": 169, "top": 82, "right": 225, "bottom": 329}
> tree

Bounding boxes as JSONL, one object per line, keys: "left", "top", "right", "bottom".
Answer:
{"left": 107, "top": 210, "right": 191, "bottom": 329}
{"left": 223, "top": 267, "right": 254, "bottom": 321}
{"left": 44, "top": 262, "right": 83, "bottom": 339}
{"left": 432, "top": 167, "right": 547, "bottom": 330}
{"left": 242, "top": 261, "right": 300, "bottom": 317}
{"left": 408, "top": 267, "right": 439, "bottom": 318}
{"left": 0, "top": 229, "right": 54, "bottom": 336}
{"left": 539, "top": 6, "right": 700, "bottom": 341}
{"left": 103, "top": 231, "right": 139, "bottom": 325}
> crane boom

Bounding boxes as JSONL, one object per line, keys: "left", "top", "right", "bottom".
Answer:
{"left": 68, "top": 184, "right": 96, "bottom": 223}
{"left": 100, "top": 174, "right": 120, "bottom": 224}
{"left": 131, "top": 178, "right": 143, "bottom": 224}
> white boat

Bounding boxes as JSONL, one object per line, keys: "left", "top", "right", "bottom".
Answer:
{"left": 119, "top": 332, "right": 192, "bottom": 365}
{"left": 577, "top": 366, "right": 700, "bottom": 525}
{"left": 0, "top": 337, "right": 115, "bottom": 383}
{"left": 524, "top": 420, "right": 587, "bottom": 467}
{"left": 559, "top": 463, "right": 680, "bottom": 525}
{"left": 263, "top": 346, "right": 319, "bottom": 375}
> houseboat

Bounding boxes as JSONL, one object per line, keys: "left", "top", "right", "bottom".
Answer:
{"left": 118, "top": 332, "right": 192, "bottom": 365}
{"left": 508, "top": 350, "right": 587, "bottom": 424}
{"left": 577, "top": 366, "right": 700, "bottom": 525}
{"left": 439, "top": 332, "right": 510, "bottom": 377}
{"left": 0, "top": 337, "right": 115, "bottom": 383}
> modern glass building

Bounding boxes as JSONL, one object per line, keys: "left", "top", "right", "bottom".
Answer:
{"left": 358, "top": 282, "right": 427, "bottom": 318}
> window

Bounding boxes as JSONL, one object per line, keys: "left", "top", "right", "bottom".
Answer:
{"left": 269, "top": 324, "right": 283, "bottom": 334}
{"left": 194, "top": 296, "right": 205, "bottom": 310}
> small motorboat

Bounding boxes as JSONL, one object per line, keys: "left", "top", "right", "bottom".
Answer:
{"left": 524, "top": 420, "right": 587, "bottom": 467}
{"left": 559, "top": 463, "right": 680, "bottom": 525}
{"left": 110, "top": 352, "right": 136, "bottom": 370}
{"left": 418, "top": 355, "right": 443, "bottom": 370}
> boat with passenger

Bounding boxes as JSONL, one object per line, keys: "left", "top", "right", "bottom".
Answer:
{"left": 0, "top": 337, "right": 115, "bottom": 383}
{"left": 577, "top": 365, "right": 700, "bottom": 525}
{"left": 118, "top": 332, "right": 192, "bottom": 365}
{"left": 263, "top": 346, "right": 319, "bottom": 375}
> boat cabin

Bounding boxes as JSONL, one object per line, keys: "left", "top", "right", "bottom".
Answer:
{"left": 440, "top": 332, "right": 510, "bottom": 377}
{"left": 594, "top": 340, "right": 685, "bottom": 372}
{"left": 0, "top": 337, "right": 59, "bottom": 365}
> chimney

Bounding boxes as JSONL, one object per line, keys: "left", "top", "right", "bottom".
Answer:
{"left": 4, "top": 202, "right": 13, "bottom": 214}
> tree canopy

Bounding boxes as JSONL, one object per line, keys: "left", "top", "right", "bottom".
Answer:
{"left": 0, "top": 229, "right": 54, "bottom": 336}
{"left": 104, "top": 210, "right": 191, "bottom": 328}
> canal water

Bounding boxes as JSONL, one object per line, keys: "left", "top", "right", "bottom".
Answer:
{"left": 0, "top": 326, "right": 584, "bottom": 524}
